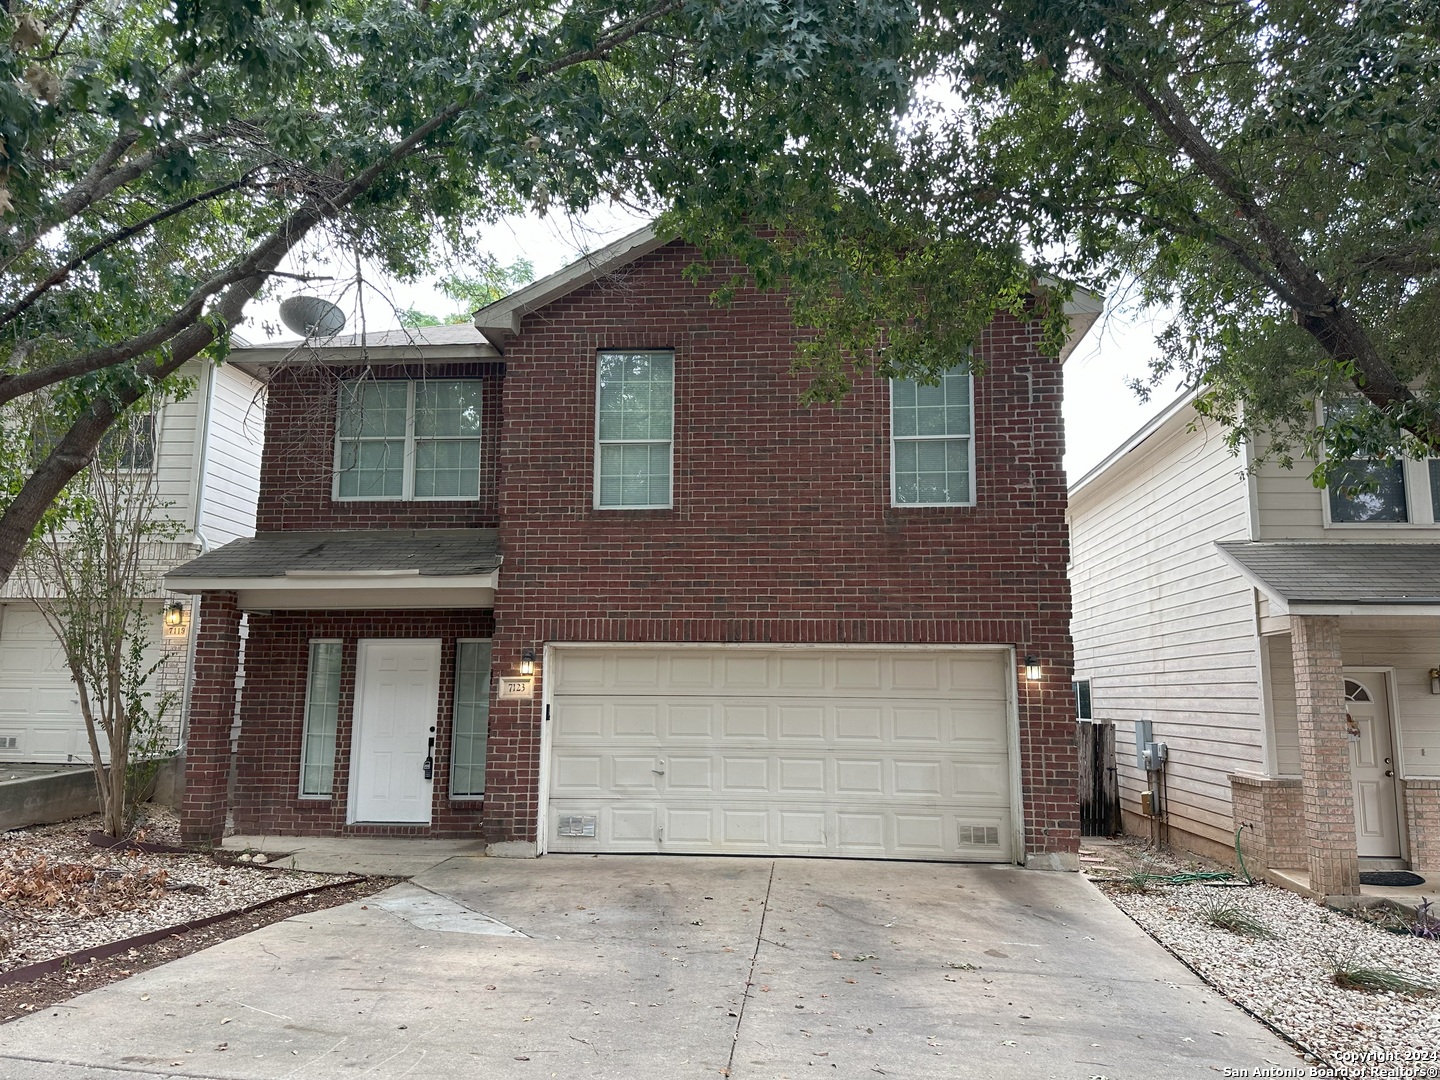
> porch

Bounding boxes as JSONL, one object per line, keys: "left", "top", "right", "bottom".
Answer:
{"left": 1217, "top": 541, "right": 1440, "bottom": 901}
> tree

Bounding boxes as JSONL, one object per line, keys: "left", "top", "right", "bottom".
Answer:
{"left": 19, "top": 399, "right": 179, "bottom": 837}
{"left": 0, "top": 0, "right": 916, "bottom": 588}
{"left": 398, "top": 260, "right": 535, "bottom": 327}
{"left": 664, "top": 0, "right": 1440, "bottom": 477}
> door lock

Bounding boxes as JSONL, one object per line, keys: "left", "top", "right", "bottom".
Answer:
{"left": 1385, "top": 770, "right": 1394, "bottom": 778}
{"left": 423, "top": 734, "right": 435, "bottom": 781}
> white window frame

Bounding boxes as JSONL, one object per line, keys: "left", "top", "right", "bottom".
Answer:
{"left": 332, "top": 379, "right": 482, "bottom": 502}
{"left": 448, "top": 637, "right": 492, "bottom": 800}
{"left": 889, "top": 368, "right": 977, "bottom": 508}
{"left": 593, "top": 350, "right": 675, "bottom": 511}
{"left": 1319, "top": 401, "right": 1440, "bottom": 527}
{"left": 298, "top": 639, "right": 344, "bottom": 799}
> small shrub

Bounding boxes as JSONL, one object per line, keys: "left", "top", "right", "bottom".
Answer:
{"left": 1200, "top": 895, "right": 1275, "bottom": 939}
{"left": 1411, "top": 898, "right": 1440, "bottom": 941}
{"left": 1329, "top": 956, "right": 1436, "bottom": 997}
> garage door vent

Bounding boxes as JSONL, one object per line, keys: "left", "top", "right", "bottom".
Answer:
{"left": 0, "top": 736, "right": 17, "bottom": 750}
{"left": 959, "top": 825, "right": 1000, "bottom": 847}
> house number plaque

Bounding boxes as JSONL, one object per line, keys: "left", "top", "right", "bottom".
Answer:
{"left": 497, "top": 676, "right": 534, "bottom": 700}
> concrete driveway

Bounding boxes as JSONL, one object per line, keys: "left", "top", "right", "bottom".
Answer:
{"left": 0, "top": 857, "right": 1300, "bottom": 1079}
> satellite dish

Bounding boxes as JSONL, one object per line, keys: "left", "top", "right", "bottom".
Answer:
{"left": 279, "top": 295, "right": 346, "bottom": 338}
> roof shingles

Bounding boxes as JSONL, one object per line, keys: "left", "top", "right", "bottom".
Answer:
{"left": 168, "top": 529, "right": 500, "bottom": 580}
{"left": 1216, "top": 541, "right": 1440, "bottom": 604}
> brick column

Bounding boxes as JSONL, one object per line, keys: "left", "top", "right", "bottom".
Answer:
{"left": 180, "top": 591, "right": 241, "bottom": 844}
{"left": 1291, "top": 615, "right": 1360, "bottom": 898}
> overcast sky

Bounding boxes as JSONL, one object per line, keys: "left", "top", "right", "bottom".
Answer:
{"left": 241, "top": 209, "right": 1181, "bottom": 484}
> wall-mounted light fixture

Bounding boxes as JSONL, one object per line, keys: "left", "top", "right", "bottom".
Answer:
{"left": 164, "top": 600, "right": 185, "bottom": 628}
{"left": 1024, "top": 655, "right": 1042, "bottom": 681}
{"left": 520, "top": 649, "right": 536, "bottom": 676}
{"left": 1430, "top": 667, "right": 1439, "bottom": 695}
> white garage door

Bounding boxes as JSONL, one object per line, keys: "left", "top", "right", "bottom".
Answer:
{"left": 0, "top": 604, "right": 88, "bottom": 762}
{"left": 545, "top": 646, "right": 1016, "bottom": 861}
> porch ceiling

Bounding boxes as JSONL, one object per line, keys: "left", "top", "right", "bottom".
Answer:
{"left": 1217, "top": 541, "right": 1440, "bottom": 616}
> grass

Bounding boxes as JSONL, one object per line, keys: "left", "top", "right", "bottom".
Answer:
{"left": 1329, "top": 955, "right": 1437, "bottom": 997}
{"left": 1200, "top": 895, "right": 1276, "bottom": 939}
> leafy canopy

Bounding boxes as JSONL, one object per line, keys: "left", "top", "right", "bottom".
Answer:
{"left": 666, "top": 0, "right": 1440, "bottom": 478}
{"left": 0, "top": 0, "right": 917, "bottom": 584}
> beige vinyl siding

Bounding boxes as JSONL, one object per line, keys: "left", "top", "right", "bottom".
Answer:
{"left": 1253, "top": 441, "right": 1440, "bottom": 540}
{"left": 197, "top": 365, "right": 265, "bottom": 546}
{"left": 1070, "top": 405, "right": 1263, "bottom": 848}
{"left": 1339, "top": 622, "right": 1440, "bottom": 780}
{"left": 1266, "top": 634, "right": 1301, "bottom": 776}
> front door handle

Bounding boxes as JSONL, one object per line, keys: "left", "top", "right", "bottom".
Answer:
{"left": 1385, "top": 770, "right": 1394, "bottom": 778}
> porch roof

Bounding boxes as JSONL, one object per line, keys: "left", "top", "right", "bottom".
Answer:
{"left": 164, "top": 529, "right": 500, "bottom": 611}
{"left": 1216, "top": 541, "right": 1440, "bottom": 616}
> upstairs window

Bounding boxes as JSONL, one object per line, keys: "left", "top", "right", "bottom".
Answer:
{"left": 595, "top": 350, "right": 673, "bottom": 509}
{"left": 891, "top": 365, "right": 974, "bottom": 506}
{"left": 1323, "top": 400, "right": 1431, "bottom": 524}
{"left": 335, "top": 379, "right": 483, "bottom": 501}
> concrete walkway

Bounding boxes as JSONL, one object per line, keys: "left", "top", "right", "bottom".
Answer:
{"left": 0, "top": 857, "right": 1303, "bottom": 1079}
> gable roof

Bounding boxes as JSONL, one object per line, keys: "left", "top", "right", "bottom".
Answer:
{"left": 1216, "top": 540, "right": 1440, "bottom": 614}
{"left": 471, "top": 223, "right": 1103, "bottom": 359}
{"left": 472, "top": 224, "right": 672, "bottom": 349}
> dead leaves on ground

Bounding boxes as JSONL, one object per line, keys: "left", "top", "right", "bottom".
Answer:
{"left": 0, "top": 848, "right": 167, "bottom": 916}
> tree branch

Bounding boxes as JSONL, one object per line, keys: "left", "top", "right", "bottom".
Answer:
{"left": 1104, "top": 57, "right": 1435, "bottom": 437}
{"left": 0, "top": 165, "right": 269, "bottom": 331}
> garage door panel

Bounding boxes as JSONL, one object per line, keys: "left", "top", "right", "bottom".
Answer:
{"left": 665, "top": 756, "right": 714, "bottom": 792}
{"left": 548, "top": 647, "right": 1014, "bottom": 862}
{"left": 549, "top": 799, "right": 1014, "bottom": 859}
{"left": 613, "top": 703, "right": 660, "bottom": 738}
{"left": 666, "top": 705, "right": 714, "bottom": 738}
{"left": 777, "top": 705, "right": 824, "bottom": 739}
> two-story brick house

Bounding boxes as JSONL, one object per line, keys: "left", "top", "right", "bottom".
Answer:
{"left": 167, "top": 226, "right": 1099, "bottom": 867}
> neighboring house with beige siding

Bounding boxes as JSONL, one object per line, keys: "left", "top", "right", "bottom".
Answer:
{"left": 1069, "top": 392, "right": 1440, "bottom": 902}
{"left": 0, "top": 360, "right": 266, "bottom": 764}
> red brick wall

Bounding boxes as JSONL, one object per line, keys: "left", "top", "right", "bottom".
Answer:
{"left": 181, "top": 592, "right": 242, "bottom": 844}
{"left": 255, "top": 362, "right": 503, "bottom": 532}
{"left": 231, "top": 609, "right": 496, "bottom": 839}
{"left": 485, "top": 240, "right": 1077, "bottom": 860}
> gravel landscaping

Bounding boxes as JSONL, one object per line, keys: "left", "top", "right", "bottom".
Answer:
{"left": 0, "top": 806, "right": 346, "bottom": 974}
{"left": 1088, "top": 843, "right": 1440, "bottom": 1069}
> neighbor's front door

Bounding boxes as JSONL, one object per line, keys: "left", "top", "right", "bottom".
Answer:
{"left": 350, "top": 640, "right": 440, "bottom": 823}
{"left": 1345, "top": 673, "right": 1402, "bottom": 859}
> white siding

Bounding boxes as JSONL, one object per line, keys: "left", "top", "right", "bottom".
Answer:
{"left": 153, "top": 366, "right": 204, "bottom": 527}
{"left": 197, "top": 364, "right": 265, "bottom": 546}
{"left": 1069, "top": 405, "right": 1262, "bottom": 847}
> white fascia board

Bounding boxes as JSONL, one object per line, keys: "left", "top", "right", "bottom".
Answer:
{"left": 235, "top": 585, "right": 496, "bottom": 611}
{"left": 1068, "top": 388, "right": 1202, "bottom": 500}
{"left": 163, "top": 570, "right": 499, "bottom": 594}
{"left": 227, "top": 342, "right": 500, "bottom": 378}
{"left": 1057, "top": 287, "right": 1105, "bottom": 363}
{"left": 472, "top": 224, "right": 672, "bottom": 350}
{"left": 1282, "top": 600, "right": 1440, "bottom": 617}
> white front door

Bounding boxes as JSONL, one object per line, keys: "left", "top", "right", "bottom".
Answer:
{"left": 350, "top": 640, "right": 440, "bottom": 823}
{"left": 1346, "top": 674, "right": 1402, "bottom": 859}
